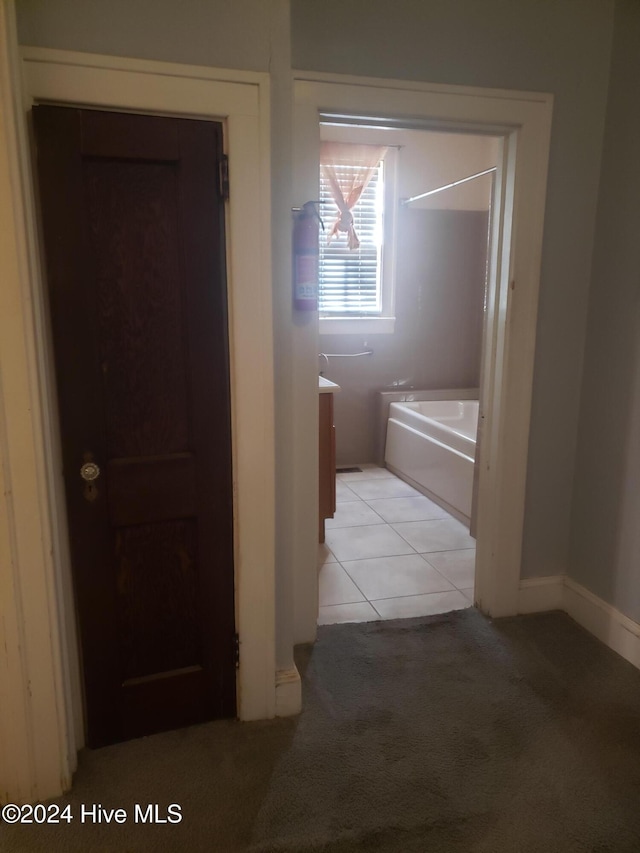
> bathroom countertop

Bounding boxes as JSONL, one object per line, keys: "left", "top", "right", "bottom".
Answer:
{"left": 319, "top": 376, "right": 341, "bottom": 394}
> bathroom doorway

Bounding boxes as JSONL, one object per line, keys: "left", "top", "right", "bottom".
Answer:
{"left": 293, "top": 75, "right": 553, "bottom": 636}
{"left": 316, "top": 121, "right": 497, "bottom": 624}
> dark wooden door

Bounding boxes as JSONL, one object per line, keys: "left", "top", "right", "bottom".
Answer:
{"left": 33, "top": 106, "right": 236, "bottom": 747}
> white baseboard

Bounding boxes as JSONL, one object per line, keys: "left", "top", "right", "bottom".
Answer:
{"left": 518, "top": 575, "right": 565, "bottom": 613}
{"left": 563, "top": 578, "right": 640, "bottom": 670}
{"left": 275, "top": 666, "right": 302, "bottom": 717}
{"left": 517, "top": 575, "right": 640, "bottom": 672}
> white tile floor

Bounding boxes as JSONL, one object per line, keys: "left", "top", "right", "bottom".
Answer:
{"left": 318, "top": 465, "right": 476, "bottom": 625}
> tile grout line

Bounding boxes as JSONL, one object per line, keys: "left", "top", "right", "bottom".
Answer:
{"left": 318, "top": 602, "right": 380, "bottom": 621}
{"left": 369, "top": 600, "right": 384, "bottom": 618}
{"left": 368, "top": 588, "right": 462, "bottom": 604}
{"left": 419, "top": 551, "right": 477, "bottom": 592}
{"left": 335, "top": 559, "right": 371, "bottom": 605}
{"left": 371, "top": 589, "right": 472, "bottom": 605}
{"left": 414, "top": 552, "right": 470, "bottom": 593}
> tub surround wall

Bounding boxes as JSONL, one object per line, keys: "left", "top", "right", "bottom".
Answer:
{"left": 322, "top": 209, "right": 489, "bottom": 465}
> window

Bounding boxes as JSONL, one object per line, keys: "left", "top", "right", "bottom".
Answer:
{"left": 319, "top": 160, "right": 383, "bottom": 314}
{"left": 318, "top": 142, "right": 397, "bottom": 334}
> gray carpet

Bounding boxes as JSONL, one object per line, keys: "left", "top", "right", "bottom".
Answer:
{"left": 2, "top": 610, "right": 640, "bottom": 852}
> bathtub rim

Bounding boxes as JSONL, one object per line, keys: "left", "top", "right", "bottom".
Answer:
{"left": 376, "top": 388, "right": 480, "bottom": 465}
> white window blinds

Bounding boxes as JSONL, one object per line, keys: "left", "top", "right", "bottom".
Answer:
{"left": 318, "top": 161, "right": 384, "bottom": 314}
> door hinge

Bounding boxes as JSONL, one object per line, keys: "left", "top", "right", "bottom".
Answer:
{"left": 218, "top": 154, "right": 230, "bottom": 201}
{"left": 233, "top": 632, "right": 240, "bottom": 668}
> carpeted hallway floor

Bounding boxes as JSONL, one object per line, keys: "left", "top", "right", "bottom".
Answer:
{"left": 2, "top": 610, "right": 640, "bottom": 852}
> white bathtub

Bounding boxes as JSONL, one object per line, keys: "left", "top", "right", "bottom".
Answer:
{"left": 384, "top": 399, "right": 479, "bottom": 525}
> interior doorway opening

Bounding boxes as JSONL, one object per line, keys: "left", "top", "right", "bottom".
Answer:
{"left": 315, "top": 117, "right": 501, "bottom": 625}
{"left": 292, "top": 74, "right": 553, "bottom": 638}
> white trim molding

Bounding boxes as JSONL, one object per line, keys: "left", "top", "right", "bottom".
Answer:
{"left": 518, "top": 575, "right": 640, "bottom": 673}
{"left": 1, "top": 39, "right": 278, "bottom": 802}
{"left": 564, "top": 578, "right": 640, "bottom": 671}
{"left": 517, "top": 576, "right": 565, "bottom": 614}
{"left": 294, "top": 69, "right": 557, "bottom": 106}
{"left": 0, "top": 3, "right": 74, "bottom": 806}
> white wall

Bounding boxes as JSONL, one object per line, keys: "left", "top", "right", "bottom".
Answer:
{"left": 569, "top": 0, "right": 640, "bottom": 623}
{"left": 292, "top": 0, "right": 615, "bottom": 580}
{"left": 267, "top": 1, "right": 298, "bottom": 673}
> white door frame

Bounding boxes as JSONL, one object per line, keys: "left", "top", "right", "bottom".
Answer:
{"left": 292, "top": 73, "right": 553, "bottom": 635}
{"left": 0, "top": 27, "right": 276, "bottom": 803}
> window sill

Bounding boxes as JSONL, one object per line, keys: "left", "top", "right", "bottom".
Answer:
{"left": 319, "top": 317, "right": 396, "bottom": 335}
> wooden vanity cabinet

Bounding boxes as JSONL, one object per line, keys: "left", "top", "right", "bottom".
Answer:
{"left": 319, "top": 392, "right": 336, "bottom": 543}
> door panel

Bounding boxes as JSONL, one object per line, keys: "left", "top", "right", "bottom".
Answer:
{"left": 33, "top": 106, "right": 235, "bottom": 747}
{"left": 86, "top": 158, "right": 191, "bottom": 459}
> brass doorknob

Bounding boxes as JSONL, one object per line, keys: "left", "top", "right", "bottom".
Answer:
{"left": 80, "top": 461, "right": 100, "bottom": 482}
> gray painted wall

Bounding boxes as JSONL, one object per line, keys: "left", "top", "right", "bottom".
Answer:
{"left": 293, "top": 0, "right": 614, "bottom": 579}
{"left": 569, "top": 0, "right": 640, "bottom": 623}
{"left": 16, "top": 0, "right": 273, "bottom": 71}
{"left": 323, "top": 210, "right": 488, "bottom": 465}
